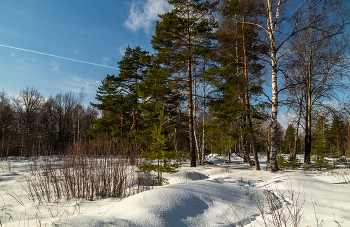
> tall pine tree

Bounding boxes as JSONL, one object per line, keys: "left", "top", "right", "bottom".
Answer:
{"left": 282, "top": 124, "right": 295, "bottom": 154}
{"left": 328, "top": 114, "right": 346, "bottom": 156}
{"left": 138, "top": 0, "right": 217, "bottom": 167}
{"left": 89, "top": 46, "right": 151, "bottom": 163}
{"left": 207, "top": 0, "right": 266, "bottom": 169}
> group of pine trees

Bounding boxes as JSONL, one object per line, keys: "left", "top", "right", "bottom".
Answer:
{"left": 88, "top": 0, "right": 350, "bottom": 172}
{"left": 282, "top": 115, "right": 350, "bottom": 158}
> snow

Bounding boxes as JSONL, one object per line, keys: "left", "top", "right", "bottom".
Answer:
{"left": 1, "top": 154, "right": 349, "bottom": 226}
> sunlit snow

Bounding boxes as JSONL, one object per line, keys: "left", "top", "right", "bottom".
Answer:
{"left": 0, "top": 154, "right": 349, "bottom": 226}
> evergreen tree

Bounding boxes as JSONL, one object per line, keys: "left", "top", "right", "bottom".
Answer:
{"left": 89, "top": 46, "right": 151, "bottom": 163}
{"left": 137, "top": 0, "right": 217, "bottom": 167}
{"left": 207, "top": 0, "right": 266, "bottom": 169}
{"left": 311, "top": 117, "right": 330, "bottom": 156}
{"left": 328, "top": 114, "right": 346, "bottom": 156}
{"left": 282, "top": 124, "right": 295, "bottom": 154}
{"left": 138, "top": 106, "right": 183, "bottom": 185}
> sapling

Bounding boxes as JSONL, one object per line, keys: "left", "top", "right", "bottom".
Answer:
{"left": 138, "top": 105, "right": 185, "bottom": 185}
{"left": 285, "top": 155, "right": 302, "bottom": 169}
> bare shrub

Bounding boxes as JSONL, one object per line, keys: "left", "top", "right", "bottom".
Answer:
{"left": 328, "top": 169, "right": 350, "bottom": 183}
{"left": 252, "top": 183, "right": 305, "bottom": 227}
{"left": 227, "top": 182, "right": 305, "bottom": 227}
{"left": 0, "top": 159, "right": 12, "bottom": 172}
{"left": 23, "top": 141, "right": 152, "bottom": 204}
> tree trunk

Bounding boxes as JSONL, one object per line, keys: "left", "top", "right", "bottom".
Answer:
{"left": 242, "top": 13, "right": 260, "bottom": 170}
{"left": 1, "top": 127, "right": 4, "bottom": 158}
{"left": 186, "top": 1, "right": 196, "bottom": 167}
{"left": 305, "top": 47, "right": 312, "bottom": 164}
{"left": 305, "top": 110, "right": 312, "bottom": 163}
{"left": 266, "top": 0, "right": 281, "bottom": 172}
{"left": 201, "top": 80, "right": 206, "bottom": 165}
{"left": 193, "top": 71, "right": 201, "bottom": 164}
{"left": 242, "top": 124, "right": 250, "bottom": 163}
{"left": 294, "top": 99, "right": 302, "bottom": 158}
{"left": 267, "top": 128, "right": 270, "bottom": 162}
{"left": 188, "top": 57, "right": 196, "bottom": 167}
{"left": 270, "top": 60, "right": 279, "bottom": 171}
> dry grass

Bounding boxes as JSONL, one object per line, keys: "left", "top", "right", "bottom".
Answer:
{"left": 22, "top": 141, "right": 154, "bottom": 205}
{"left": 328, "top": 168, "right": 350, "bottom": 183}
{"left": 0, "top": 159, "right": 12, "bottom": 173}
{"left": 227, "top": 181, "right": 305, "bottom": 227}
{"left": 253, "top": 184, "right": 305, "bottom": 227}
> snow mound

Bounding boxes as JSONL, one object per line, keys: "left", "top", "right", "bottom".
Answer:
{"left": 63, "top": 179, "right": 260, "bottom": 227}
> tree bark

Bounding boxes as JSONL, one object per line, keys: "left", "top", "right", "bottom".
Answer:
{"left": 304, "top": 41, "right": 313, "bottom": 164}
{"left": 201, "top": 79, "right": 206, "bottom": 165}
{"left": 294, "top": 98, "right": 302, "bottom": 158}
{"left": 242, "top": 11, "right": 260, "bottom": 170}
{"left": 266, "top": 0, "right": 280, "bottom": 172}
{"left": 188, "top": 49, "right": 196, "bottom": 167}
{"left": 193, "top": 71, "right": 201, "bottom": 164}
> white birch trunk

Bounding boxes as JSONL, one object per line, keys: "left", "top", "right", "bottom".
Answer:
{"left": 266, "top": 0, "right": 281, "bottom": 171}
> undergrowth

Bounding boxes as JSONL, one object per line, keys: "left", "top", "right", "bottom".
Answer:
{"left": 21, "top": 141, "right": 156, "bottom": 205}
{"left": 23, "top": 155, "right": 154, "bottom": 204}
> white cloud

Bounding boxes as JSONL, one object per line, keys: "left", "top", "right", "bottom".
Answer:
{"left": 102, "top": 57, "right": 110, "bottom": 65}
{"left": 51, "top": 61, "right": 59, "bottom": 72}
{"left": 74, "top": 49, "right": 80, "bottom": 55}
{"left": 73, "top": 77, "right": 100, "bottom": 87}
{"left": 68, "top": 77, "right": 101, "bottom": 95}
{"left": 17, "top": 57, "right": 27, "bottom": 65}
{"left": 124, "top": 0, "right": 172, "bottom": 33}
{"left": 11, "top": 52, "right": 15, "bottom": 57}
{"left": 119, "top": 45, "right": 128, "bottom": 56}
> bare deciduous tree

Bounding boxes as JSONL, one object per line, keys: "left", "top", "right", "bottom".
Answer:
{"left": 235, "top": 0, "right": 349, "bottom": 170}
{"left": 13, "top": 87, "right": 43, "bottom": 156}
{"left": 283, "top": 11, "right": 350, "bottom": 163}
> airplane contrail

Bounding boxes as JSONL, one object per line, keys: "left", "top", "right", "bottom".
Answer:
{"left": 0, "top": 44, "right": 118, "bottom": 70}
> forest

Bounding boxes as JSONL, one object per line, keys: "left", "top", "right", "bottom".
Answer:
{"left": 1, "top": 0, "right": 350, "bottom": 173}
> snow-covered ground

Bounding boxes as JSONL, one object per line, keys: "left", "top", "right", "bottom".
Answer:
{"left": 1, "top": 154, "right": 349, "bottom": 226}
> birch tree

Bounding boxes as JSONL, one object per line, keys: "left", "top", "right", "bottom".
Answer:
{"left": 236, "top": 0, "right": 349, "bottom": 171}
{"left": 282, "top": 5, "right": 350, "bottom": 163}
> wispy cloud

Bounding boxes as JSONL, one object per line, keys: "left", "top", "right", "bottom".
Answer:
{"left": 102, "top": 57, "right": 110, "bottom": 65}
{"left": 72, "top": 77, "right": 100, "bottom": 94}
{"left": 17, "top": 57, "right": 27, "bottom": 65}
{"left": 119, "top": 45, "right": 128, "bottom": 56}
{"left": 124, "top": 0, "right": 172, "bottom": 33}
{"left": 73, "top": 77, "right": 100, "bottom": 86}
{"left": 278, "top": 112, "right": 298, "bottom": 129}
{"left": 51, "top": 61, "right": 59, "bottom": 72}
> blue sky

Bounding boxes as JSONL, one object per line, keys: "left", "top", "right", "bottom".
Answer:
{"left": 0, "top": 0, "right": 172, "bottom": 106}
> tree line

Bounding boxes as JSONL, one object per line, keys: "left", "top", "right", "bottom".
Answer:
{"left": 0, "top": 87, "right": 98, "bottom": 157}
{"left": 282, "top": 114, "right": 350, "bottom": 158}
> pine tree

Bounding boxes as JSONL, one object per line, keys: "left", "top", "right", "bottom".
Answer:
{"left": 137, "top": 0, "right": 217, "bottom": 167}
{"left": 328, "top": 114, "right": 346, "bottom": 156}
{"left": 89, "top": 46, "right": 151, "bottom": 163}
{"left": 207, "top": 0, "right": 266, "bottom": 169}
{"left": 138, "top": 106, "right": 183, "bottom": 185}
{"left": 282, "top": 124, "right": 295, "bottom": 154}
